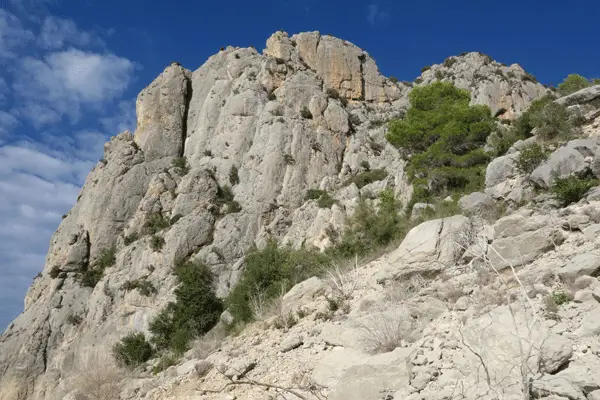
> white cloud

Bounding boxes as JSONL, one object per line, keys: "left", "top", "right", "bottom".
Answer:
{"left": 0, "top": 143, "right": 87, "bottom": 329}
{"left": 0, "top": 9, "right": 34, "bottom": 59}
{"left": 367, "top": 3, "right": 391, "bottom": 28}
{"left": 15, "top": 49, "right": 135, "bottom": 125}
{"left": 38, "top": 16, "right": 103, "bottom": 50}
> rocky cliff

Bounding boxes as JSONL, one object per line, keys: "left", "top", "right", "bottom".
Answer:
{"left": 0, "top": 31, "right": 558, "bottom": 400}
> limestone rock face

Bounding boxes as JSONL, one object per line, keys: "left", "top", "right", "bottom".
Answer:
{"left": 417, "top": 52, "right": 551, "bottom": 119}
{"left": 134, "top": 64, "right": 192, "bottom": 160}
{"left": 0, "top": 31, "right": 554, "bottom": 400}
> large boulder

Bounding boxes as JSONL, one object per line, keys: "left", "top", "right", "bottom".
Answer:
{"left": 530, "top": 143, "right": 593, "bottom": 188}
{"left": 376, "top": 215, "right": 472, "bottom": 281}
{"left": 458, "top": 192, "right": 496, "bottom": 216}
{"left": 487, "top": 213, "right": 564, "bottom": 270}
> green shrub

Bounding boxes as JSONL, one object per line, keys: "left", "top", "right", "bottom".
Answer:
{"left": 557, "top": 74, "right": 592, "bottom": 96}
{"left": 229, "top": 165, "right": 240, "bottom": 186}
{"left": 149, "top": 261, "right": 222, "bottom": 352}
{"left": 283, "top": 154, "right": 296, "bottom": 165}
{"left": 124, "top": 232, "right": 139, "bottom": 246}
{"left": 81, "top": 246, "right": 116, "bottom": 288}
{"left": 516, "top": 143, "right": 547, "bottom": 174}
{"left": 152, "top": 353, "right": 179, "bottom": 374}
{"left": 305, "top": 188, "right": 326, "bottom": 200}
{"left": 360, "top": 160, "right": 371, "bottom": 171}
{"left": 300, "top": 106, "right": 313, "bottom": 119}
{"left": 150, "top": 235, "right": 165, "bottom": 252}
{"left": 421, "top": 66, "right": 431, "bottom": 73}
{"left": 203, "top": 149, "right": 213, "bottom": 157}
{"left": 112, "top": 332, "right": 154, "bottom": 369}
{"left": 305, "top": 189, "right": 337, "bottom": 208}
{"left": 386, "top": 82, "right": 494, "bottom": 199}
{"left": 50, "top": 265, "right": 61, "bottom": 278}
{"left": 326, "top": 88, "right": 348, "bottom": 106}
{"left": 317, "top": 192, "right": 337, "bottom": 208}
{"left": 532, "top": 102, "right": 572, "bottom": 140}
{"left": 144, "top": 213, "right": 170, "bottom": 235}
{"left": 343, "top": 168, "right": 388, "bottom": 188}
{"left": 551, "top": 290, "right": 572, "bottom": 306}
{"left": 331, "top": 189, "right": 404, "bottom": 257}
{"left": 226, "top": 242, "right": 331, "bottom": 322}
{"left": 66, "top": 313, "right": 83, "bottom": 325}
{"left": 226, "top": 201, "right": 242, "bottom": 214}
{"left": 551, "top": 175, "right": 596, "bottom": 206}
{"left": 122, "top": 279, "right": 157, "bottom": 297}
{"left": 389, "top": 76, "right": 399, "bottom": 83}
{"left": 172, "top": 157, "right": 189, "bottom": 175}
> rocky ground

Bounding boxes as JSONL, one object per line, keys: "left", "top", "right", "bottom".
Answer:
{"left": 2, "top": 30, "right": 600, "bottom": 400}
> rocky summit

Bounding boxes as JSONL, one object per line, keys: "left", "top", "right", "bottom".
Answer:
{"left": 3, "top": 30, "right": 600, "bottom": 400}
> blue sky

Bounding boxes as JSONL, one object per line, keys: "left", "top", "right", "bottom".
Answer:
{"left": 0, "top": 0, "right": 598, "bottom": 330}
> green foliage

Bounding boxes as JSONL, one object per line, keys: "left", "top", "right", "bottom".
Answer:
{"left": 532, "top": 102, "right": 572, "bottom": 140}
{"left": 203, "top": 149, "right": 213, "bottom": 157}
{"left": 50, "top": 265, "right": 61, "bottom": 278}
{"left": 317, "top": 192, "right": 337, "bottom": 208}
{"left": 326, "top": 88, "right": 348, "bottom": 106}
{"left": 305, "top": 189, "right": 337, "bottom": 208}
{"left": 215, "top": 185, "right": 241, "bottom": 214}
{"left": 516, "top": 143, "right": 548, "bottom": 174}
{"left": 343, "top": 168, "right": 388, "bottom": 189}
{"left": 112, "top": 332, "right": 154, "bottom": 369}
{"left": 122, "top": 278, "right": 157, "bottom": 297}
{"left": 226, "top": 201, "right": 242, "bottom": 214}
{"left": 300, "top": 106, "right": 313, "bottom": 119}
{"left": 421, "top": 66, "right": 431, "bottom": 73}
{"left": 144, "top": 213, "right": 170, "bottom": 235}
{"left": 305, "top": 189, "right": 326, "bottom": 200}
{"left": 283, "top": 154, "right": 296, "bottom": 165}
{"left": 389, "top": 76, "right": 399, "bottom": 83}
{"left": 226, "top": 241, "right": 331, "bottom": 322}
{"left": 81, "top": 246, "right": 116, "bottom": 288}
{"left": 123, "top": 232, "right": 139, "bottom": 246}
{"left": 551, "top": 175, "right": 596, "bottom": 206}
{"left": 557, "top": 74, "right": 592, "bottom": 96}
{"left": 229, "top": 165, "right": 240, "bottom": 186}
{"left": 152, "top": 353, "right": 179, "bottom": 374}
{"left": 150, "top": 235, "right": 165, "bottom": 252}
{"left": 66, "top": 313, "right": 83, "bottom": 325}
{"left": 386, "top": 82, "right": 494, "bottom": 199}
{"left": 149, "top": 261, "right": 222, "bottom": 352}
{"left": 172, "top": 157, "right": 189, "bottom": 175}
{"left": 331, "top": 189, "right": 404, "bottom": 257}
{"left": 551, "top": 290, "right": 572, "bottom": 306}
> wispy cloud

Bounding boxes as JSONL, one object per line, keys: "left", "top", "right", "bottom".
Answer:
{"left": 366, "top": 2, "right": 391, "bottom": 28}
{"left": 0, "top": 4, "right": 137, "bottom": 330}
{"left": 14, "top": 49, "right": 135, "bottom": 126}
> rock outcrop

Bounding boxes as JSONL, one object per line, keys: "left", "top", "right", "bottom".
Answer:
{"left": 0, "top": 31, "right": 559, "bottom": 400}
{"left": 417, "top": 52, "right": 551, "bottom": 119}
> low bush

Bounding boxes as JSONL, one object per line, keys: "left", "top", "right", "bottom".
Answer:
{"left": 226, "top": 241, "right": 331, "bottom": 323}
{"left": 551, "top": 175, "right": 596, "bottom": 206}
{"left": 171, "top": 157, "right": 189, "bottom": 175}
{"left": 331, "top": 189, "right": 404, "bottom": 258}
{"left": 149, "top": 261, "right": 222, "bottom": 353}
{"left": 343, "top": 168, "right": 388, "bottom": 189}
{"left": 229, "top": 166, "right": 240, "bottom": 186}
{"left": 516, "top": 143, "right": 547, "bottom": 174}
{"left": 112, "top": 332, "right": 154, "bottom": 369}
{"left": 81, "top": 246, "right": 116, "bottom": 288}
{"left": 122, "top": 279, "right": 157, "bottom": 297}
{"left": 150, "top": 235, "right": 165, "bottom": 252}
{"left": 144, "top": 213, "right": 170, "bottom": 235}
{"left": 300, "top": 106, "right": 313, "bottom": 119}
{"left": 123, "top": 232, "right": 139, "bottom": 246}
{"left": 152, "top": 353, "right": 178, "bottom": 374}
{"left": 305, "top": 189, "right": 337, "bottom": 208}
{"left": 557, "top": 74, "right": 593, "bottom": 96}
